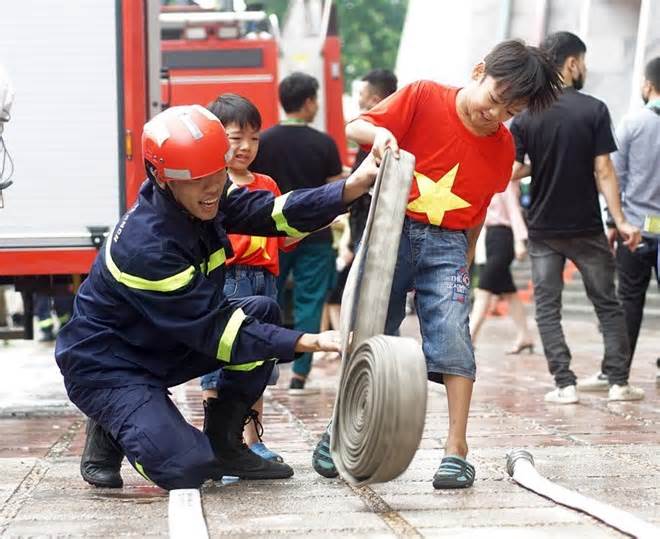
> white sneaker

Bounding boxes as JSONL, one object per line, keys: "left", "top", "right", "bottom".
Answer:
{"left": 544, "top": 385, "right": 579, "bottom": 404}
{"left": 577, "top": 372, "right": 609, "bottom": 392}
{"left": 608, "top": 384, "right": 644, "bottom": 401}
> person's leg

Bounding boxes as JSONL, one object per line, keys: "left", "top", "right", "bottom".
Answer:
{"left": 563, "top": 235, "right": 630, "bottom": 386}
{"left": 289, "top": 242, "right": 336, "bottom": 383}
{"left": 384, "top": 220, "right": 414, "bottom": 336}
{"left": 68, "top": 383, "right": 216, "bottom": 490}
{"left": 528, "top": 239, "right": 575, "bottom": 388}
{"left": 469, "top": 288, "right": 492, "bottom": 345}
{"left": 116, "top": 386, "right": 220, "bottom": 490}
{"left": 208, "top": 295, "right": 294, "bottom": 477}
{"left": 411, "top": 225, "right": 476, "bottom": 488}
{"left": 502, "top": 292, "right": 533, "bottom": 351}
{"left": 615, "top": 240, "right": 653, "bottom": 358}
{"left": 34, "top": 293, "right": 54, "bottom": 341}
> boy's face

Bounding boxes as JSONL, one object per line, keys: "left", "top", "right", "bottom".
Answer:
{"left": 468, "top": 66, "right": 527, "bottom": 129}
{"left": 165, "top": 168, "right": 228, "bottom": 221}
{"left": 225, "top": 123, "right": 259, "bottom": 172}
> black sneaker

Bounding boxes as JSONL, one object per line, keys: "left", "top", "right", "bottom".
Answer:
{"left": 288, "top": 377, "right": 319, "bottom": 396}
{"left": 312, "top": 423, "right": 338, "bottom": 478}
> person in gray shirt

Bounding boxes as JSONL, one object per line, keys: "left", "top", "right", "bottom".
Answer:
{"left": 599, "top": 58, "right": 660, "bottom": 384}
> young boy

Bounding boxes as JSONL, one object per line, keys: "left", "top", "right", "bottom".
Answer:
{"left": 312, "top": 39, "right": 562, "bottom": 489}
{"left": 200, "top": 93, "right": 296, "bottom": 463}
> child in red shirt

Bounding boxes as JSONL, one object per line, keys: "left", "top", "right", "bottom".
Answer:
{"left": 312, "top": 40, "right": 561, "bottom": 488}
{"left": 201, "top": 94, "right": 298, "bottom": 464}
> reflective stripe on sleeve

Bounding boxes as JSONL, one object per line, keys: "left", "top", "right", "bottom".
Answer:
{"left": 206, "top": 248, "right": 226, "bottom": 274}
{"left": 271, "top": 193, "right": 308, "bottom": 238}
{"left": 223, "top": 360, "right": 265, "bottom": 372}
{"left": 105, "top": 239, "right": 195, "bottom": 292}
{"left": 217, "top": 308, "right": 247, "bottom": 362}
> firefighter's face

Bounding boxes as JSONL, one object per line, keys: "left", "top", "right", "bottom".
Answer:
{"left": 225, "top": 123, "right": 259, "bottom": 172}
{"left": 167, "top": 168, "right": 228, "bottom": 221}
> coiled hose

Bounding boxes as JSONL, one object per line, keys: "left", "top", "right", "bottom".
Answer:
{"left": 330, "top": 150, "right": 428, "bottom": 486}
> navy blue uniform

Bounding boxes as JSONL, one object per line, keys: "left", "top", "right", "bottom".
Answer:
{"left": 56, "top": 177, "right": 347, "bottom": 489}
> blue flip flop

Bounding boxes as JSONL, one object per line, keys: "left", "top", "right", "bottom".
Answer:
{"left": 432, "top": 455, "right": 475, "bottom": 489}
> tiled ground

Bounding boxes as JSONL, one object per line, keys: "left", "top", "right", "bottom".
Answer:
{"left": 0, "top": 313, "right": 658, "bottom": 537}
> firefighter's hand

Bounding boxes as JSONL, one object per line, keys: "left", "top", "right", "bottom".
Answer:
{"left": 342, "top": 153, "right": 379, "bottom": 204}
{"left": 295, "top": 331, "right": 341, "bottom": 353}
{"left": 372, "top": 127, "right": 399, "bottom": 163}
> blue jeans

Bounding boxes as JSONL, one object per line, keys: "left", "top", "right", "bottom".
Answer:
{"left": 200, "top": 266, "right": 279, "bottom": 391}
{"left": 385, "top": 218, "right": 475, "bottom": 382}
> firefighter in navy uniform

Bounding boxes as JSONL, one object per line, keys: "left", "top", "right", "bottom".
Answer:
{"left": 55, "top": 105, "right": 377, "bottom": 491}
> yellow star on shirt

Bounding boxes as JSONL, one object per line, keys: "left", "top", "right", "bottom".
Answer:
{"left": 243, "top": 236, "right": 271, "bottom": 260}
{"left": 406, "top": 164, "right": 471, "bottom": 226}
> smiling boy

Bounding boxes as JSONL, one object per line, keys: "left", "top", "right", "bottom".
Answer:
{"left": 312, "top": 40, "right": 562, "bottom": 489}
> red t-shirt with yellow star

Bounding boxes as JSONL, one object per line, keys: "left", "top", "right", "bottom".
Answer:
{"left": 360, "top": 80, "right": 514, "bottom": 229}
{"left": 227, "top": 172, "right": 293, "bottom": 276}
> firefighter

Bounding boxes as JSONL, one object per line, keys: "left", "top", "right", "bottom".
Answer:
{"left": 55, "top": 105, "right": 377, "bottom": 491}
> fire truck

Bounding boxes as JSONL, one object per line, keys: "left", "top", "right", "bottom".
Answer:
{"left": 0, "top": 0, "right": 347, "bottom": 339}
{"left": 160, "top": 0, "right": 348, "bottom": 163}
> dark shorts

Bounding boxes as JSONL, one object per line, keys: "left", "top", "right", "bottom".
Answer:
{"left": 479, "top": 225, "right": 516, "bottom": 294}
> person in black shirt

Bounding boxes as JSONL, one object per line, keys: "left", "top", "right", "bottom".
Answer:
{"left": 251, "top": 72, "right": 343, "bottom": 395}
{"left": 510, "top": 31, "right": 643, "bottom": 403}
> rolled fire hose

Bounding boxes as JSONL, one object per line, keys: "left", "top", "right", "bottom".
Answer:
{"left": 507, "top": 450, "right": 659, "bottom": 538}
{"left": 330, "top": 149, "right": 428, "bottom": 486}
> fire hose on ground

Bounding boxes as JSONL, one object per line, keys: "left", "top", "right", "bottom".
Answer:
{"left": 330, "top": 149, "right": 428, "bottom": 486}
{"left": 507, "top": 449, "right": 659, "bottom": 538}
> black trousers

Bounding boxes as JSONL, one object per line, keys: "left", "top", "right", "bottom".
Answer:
{"left": 616, "top": 237, "right": 659, "bottom": 359}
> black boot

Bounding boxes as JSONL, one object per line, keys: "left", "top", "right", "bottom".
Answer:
{"left": 80, "top": 418, "right": 124, "bottom": 488}
{"left": 203, "top": 397, "right": 293, "bottom": 479}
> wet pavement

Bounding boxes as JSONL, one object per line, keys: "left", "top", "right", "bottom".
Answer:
{"left": 0, "top": 313, "right": 658, "bottom": 537}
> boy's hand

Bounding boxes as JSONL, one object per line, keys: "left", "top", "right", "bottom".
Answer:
{"left": 372, "top": 127, "right": 399, "bottom": 163}
{"left": 295, "top": 331, "right": 342, "bottom": 353}
{"left": 342, "top": 153, "right": 379, "bottom": 204}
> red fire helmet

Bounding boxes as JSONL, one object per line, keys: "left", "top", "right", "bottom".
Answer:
{"left": 142, "top": 105, "right": 231, "bottom": 182}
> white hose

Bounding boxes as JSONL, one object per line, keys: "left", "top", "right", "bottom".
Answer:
{"left": 330, "top": 150, "right": 428, "bottom": 486}
{"left": 168, "top": 489, "right": 209, "bottom": 539}
{"left": 507, "top": 450, "right": 659, "bottom": 538}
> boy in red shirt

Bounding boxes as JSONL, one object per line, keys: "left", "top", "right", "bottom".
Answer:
{"left": 201, "top": 94, "right": 297, "bottom": 465}
{"left": 312, "top": 40, "right": 561, "bottom": 488}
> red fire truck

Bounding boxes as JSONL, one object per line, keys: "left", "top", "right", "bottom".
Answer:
{"left": 160, "top": 0, "right": 348, "bottom": 163}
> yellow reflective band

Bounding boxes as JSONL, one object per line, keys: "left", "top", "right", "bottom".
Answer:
{"left": 38, "top": 318, "right": 54, "bottom": 329}
{"left": 217, "top": 308, "right": 247, "bottom": 362}
{"left": 105, "top": 239, "right": 195, "bottom": 292}
{"left": 223, "top": 360, "right": 265, "bottom": 372}
{"left": 272, "top": 193, "right": 308, "bottom": 238}
{"left": 206, "top": 248, "right": 226, "bottom": 274}
{"left": 135, "top": 461, "right": 151, "bottom": 482}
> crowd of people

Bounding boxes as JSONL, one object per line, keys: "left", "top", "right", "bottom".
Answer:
{"left": 53, "top": 30, "right": 659, "bottom": 493}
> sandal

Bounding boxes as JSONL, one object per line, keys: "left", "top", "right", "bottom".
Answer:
{"left": 432, "top": 455, "right": 475, "bottom": 489}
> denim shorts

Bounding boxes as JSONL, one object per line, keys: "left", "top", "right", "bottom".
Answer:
{"left": 385, "top": 218, "right": 475, "bottom": 382}
{"left": 200, "top": 265, "right": 280, "bottom": 391}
